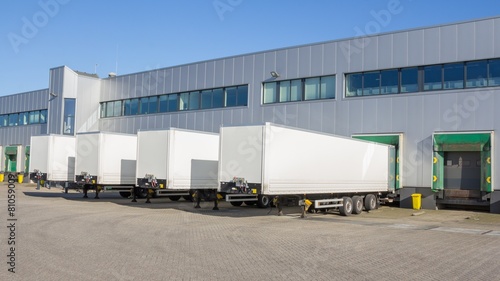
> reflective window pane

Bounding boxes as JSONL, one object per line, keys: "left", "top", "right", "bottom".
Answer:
{"left": 29, "top": 111, "right": 39, "bottom": 124}
{"left": 466, "top": 60, "right": 487, "bottom": 88}
{"left": 401, "top": 67, "right": 418, "bottom": 93}
{"left": 63, "top": 98, "right": 76, "bottom": 135}
{"left": 279, "top": 81, "right": 291, "bottom": 102}
{"left": 0, "top": 115, "right": 5, "bottom": 127}
{"left": 290, "top": 79, "right": 302, "bottom": 101}
{"left": 106, "top": 101, "right": 114, "bottom": 117}
{"left": 304, "top": 77, "right": 320, "bottom": 100}
{"left": 424, "top": 65, "right": 442, "bottom": 91}
{"left": 100, "top": 103, "right": 106, "bottom": 118}
{"left": 443, "top": 63, "right": 464, "bottom": 89}
{"left": 346, "top": 73, "right": 362, "bottom": 97}
{"left": 19, "top": 112, "right": 28, "bottom": 125}
{"left": 113, "top": 100, "right": 122, "bottom": 117}
{"left": 140, "top": 97, "right": 149, "bottom": 114}
{"left": 179, "top": 93, "right": 189, "bottom": 110}
{"left": 320, "top": 76, "right": 335, "bottom": 99}
{"left": 9, "top": 113, "right": 18, "bottom": 126}
{"left": 263, "top": 82, "right": 277, "bottom": 104}
{"left": 40, "top": 110, "right": 47, "bottom": 124}
{"left": 130, "top": 99, "right": 139, "bottom": 115}
{"left": 148, "top": 96, "right": 158, "bottom": 114}
{"left": 189, "top": 91, "right": 200, "bottom": 110}
{"left": 123, "top": 100, "right": 131, "bottom": 115}
{"left": 488, "top": 59, "right": 500, "bottom": 86}
{"left": 212, "top": 88, "right": 223, "bottom": 108}
{"left": 236, "top": 85, "right": 248, "bottom": 106}
{"left": 201, "top": 90, "right": 212, "bottom": 109}
{"left": 167, "top": 94, "right": 178, "bottom": 112}
{"left": 158, "top": 96, "right": 168, "bottom": 112}
{"left": 363, "top": 71, "right": 380, "bottom": 95}
{"left": 380, "top": 70, "right": 398, "bottom": 94}
{"left": 225, "top": 87, "right": 237, "bottom": 106}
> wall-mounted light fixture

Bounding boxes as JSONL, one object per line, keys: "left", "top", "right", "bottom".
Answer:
{"left": 49, "top": 92, "right": 58, "bottom": 97}
{"left": 270, "top": 71, "right": 280, "bottom": 78}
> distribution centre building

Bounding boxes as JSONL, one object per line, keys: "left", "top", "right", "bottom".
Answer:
{"left": 1, "top": 16, "right": 500, "bottom": 212}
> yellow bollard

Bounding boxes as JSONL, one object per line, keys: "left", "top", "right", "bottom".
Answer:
{"left": 0, "top": 173, "right": 4, "bottom": 182}
{"left": 17, "top": 174, "right": 24, "bottom": 184}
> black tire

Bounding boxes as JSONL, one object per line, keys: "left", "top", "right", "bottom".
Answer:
{"left": 119, "top": 191, "right": 131, "bottom": 198}
{"left": 169, "top": 195, "right": 181, "bottom": 201}
{"left": 339, "top": 197, "right": 353, "bottom": 216}
{"left": 135, "top": 188, "right": 148, "bottom": 199}
{"left": 352, "top": 196, "right": 363, "bottom": 214}
{"left": 257, "top": 195, "right": 270, "bottom": 208}
{"left": 244, "top": 201, "right": 256, "bottom": 206}
{"left": 364, "top": 194, "right": 377, "bottom": 211}
{"left": 230, "top": 201, "right": 243, "bottom": 207}
{"left": 183, "top": 195, "right": 193, "bottom": 201}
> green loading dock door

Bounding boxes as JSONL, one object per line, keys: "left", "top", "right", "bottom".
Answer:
{"left": 5, "top": 146, "right": 18, "bottom": 173}
{"left": 432, "top": 132, "right": 492, "bottom": 193}
{"left": 352, "top": 134, "right": 402, "bottom": 190}
{"left": 25, "top": 146, "right": 30, "bottom": 173}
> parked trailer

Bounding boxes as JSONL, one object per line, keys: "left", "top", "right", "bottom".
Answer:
{"left": 136, "top": 128, "right": 219, "bottom": 204}
{"left": 29, "top": 135, "right": 76, "bottom": 189}
{"left": 74, "top": 132, "right": 137, "bottom": 198}
{"left": 218, "top": 123, "right": 396, "bottom": 216}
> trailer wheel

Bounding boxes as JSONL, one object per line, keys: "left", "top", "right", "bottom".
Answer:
{"left": 257, "top": 195, "right": 270, "bottom": 208}
{"left": 230, "top": 201, "right": 243, "bottom": 207}
{"left": 169, "top": 196, "right": 181, "bottom": 201}
{"left": 183, "top": 195, "right": 193, "bottom": 202}
{"left": 364, "top": 194, "right": 377, "bottom": 211}
{"left": 119, "top": 192, "right": 131, "bottom": 198}
{"left": 352, "top": 196, "right": 363, "bottom": 214}
{"left": 244, "top": 201, "right": 256, "bottom": 206}
{"left": 136, "top": 188, "right": 148, "bottom": 199}
{"left": 339, "top": 197, "right": 353, "bottom": 216}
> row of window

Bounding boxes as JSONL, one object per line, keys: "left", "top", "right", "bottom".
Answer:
{"left": 263, "top": 75, "right": 335, "bottom": 104}
{"left": 101, "top": 85, "right": 248, "bottom": 118}
{"left": 346, "top": 59, "right": 500, "bottom": 97}
{"left": 0, "top": 110, "right": 48, "bottom": 127}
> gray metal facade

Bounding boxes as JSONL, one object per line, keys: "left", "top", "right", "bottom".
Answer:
{"left": 0, "top": 17, "right": 499, "bottom": 193}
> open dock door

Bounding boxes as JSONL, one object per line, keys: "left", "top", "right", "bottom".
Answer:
{"left": 432, "top": 132, "right": 493, "bottom": 200}
{"left": 4, "top": 146, "right": 22, "bottom": 173}
{"left": 352, "top": 134, "right": 403, "bottom": 190}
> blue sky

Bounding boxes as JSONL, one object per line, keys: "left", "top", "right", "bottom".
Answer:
{"left": 0, "top": 0, "right": 499, "bottom": 96}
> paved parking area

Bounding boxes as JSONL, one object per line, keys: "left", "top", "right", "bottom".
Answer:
{"left": 2, "top": 183, "right": 500, "bottom": 280}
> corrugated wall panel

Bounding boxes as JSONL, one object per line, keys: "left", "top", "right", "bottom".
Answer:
{"left": 298, "top": 46, "right": 311, "bottom": 77}
{"left": 457, "top": 22, "right": 475, "bottom": 61}
{"left": 310, "top": 44, "right": 323, "bottom": 77}
{"left": 361, "top": 99, "right": 377, "bottom": 133}
{"left": 223, "top": 58, "right": 234, "bottom": 86}
{"left": 309, "top": 102, "right": 323, "bottom": 132}
{"left": 440, "top": 25, "right": 457, "bottom": 63}
{"left": 323, "top": 42, "right": 336, "bottom": 75}
{"left": 378, "top": 34, "right": 393, "bottom": 69}
{"left": 214, "top": 60, "right": 224, "bottom": 87}
{"left": 423, "top": 27, "right": 440, "bottom": 64}
{"left": 234, "top": 57, "right": 244, "bottom": 85}
{"left": 495, "top": 18, "right": 500, "bottom": 57}
{"left": 475, "top": 20, "right": 494, "bottom": 59}
{"left": 363, "top": 36, "right": 378, "bottom": 71}
{"left": 392, "top": 32, "right": 409, "bottom": 67}
{"left": 407, "top": 30, "right": 424, "bottom": 66}
{"left": 376, "top": 98, "right": 392, "bottom": 133}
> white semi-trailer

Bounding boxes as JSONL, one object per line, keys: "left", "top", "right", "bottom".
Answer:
{"left": 218, "top": 123, "right": 396, "bottom": 216}
{"left": 29, "top": 135, "right": 76, "bottom": 189}
{"left": 74, "top": 132, "right": 137, "bottom": 198}
{"left": 135, "top": 128, "right": 219, "bottom": 203}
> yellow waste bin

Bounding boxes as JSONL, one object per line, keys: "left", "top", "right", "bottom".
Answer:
{"left": 0, "top": 174, "right": 4, "bottom": 182}
{"left": 17, "top": 174, "right": 24, "bottom": 184}
{"left": 411, "top": 193, "right": 422, "bottom": 210}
